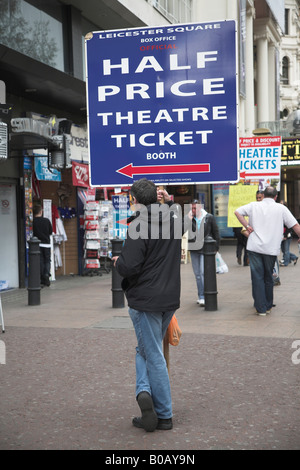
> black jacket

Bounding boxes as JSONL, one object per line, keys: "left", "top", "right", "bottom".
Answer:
{"left": 33, "top": 216, "right": 53, "bottom": 244}
{"left": 116, "top": 203, "right": 181, "bottom": 312}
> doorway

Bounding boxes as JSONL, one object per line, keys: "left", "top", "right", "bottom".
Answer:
{"left": 0, "top": 183, "right": 19, "bottom": 289}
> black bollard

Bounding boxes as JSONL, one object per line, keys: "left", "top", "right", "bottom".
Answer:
{"left": 111, "top": 238, "right": 125, "bottom": 308}
{"left": 203, "top": 235, "right": 218, "bottom": 311}
{"left": 28, "top": 237, "right": 41, "bottom": 306}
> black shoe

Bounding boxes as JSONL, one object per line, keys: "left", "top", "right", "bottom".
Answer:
{"left": 294, "top": 257, "right": 298, "bottom": 266}
{"left": 132, "top": 416, "right": 145, "bottom": 429}
{"left": 136, "top": 391, "right": 158, "bottom": 432}
{"left": 157, "top": 418, "right": 173, "bottom": 430}
{"left": 132, "top": 416, "right": 173, "bottom": 431}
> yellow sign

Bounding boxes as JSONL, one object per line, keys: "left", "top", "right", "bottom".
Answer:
{"left": 281, "top": 138, "right": 300, "bottom": 165}
{"left": 227, "top": 184, "right": 258, "bottom": 227}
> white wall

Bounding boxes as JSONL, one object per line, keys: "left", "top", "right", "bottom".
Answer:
{"left": 193, "top": 0, "right": 236, "bottom": 22}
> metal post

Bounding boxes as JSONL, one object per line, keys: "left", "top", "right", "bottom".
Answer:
{"left": 158, "top": 185, "right": 170, "bottom": 371}
{"left": 203, "top": 235, "right": 218, "bottom": 311}
{"left": 28, "top": 237, "right": 41, "bottom": 306}
{"left": 0, "top": 295, "right": 5, "bottom": 333}
{"left": 111, "top": 238, "right": 125, "bottom": 308}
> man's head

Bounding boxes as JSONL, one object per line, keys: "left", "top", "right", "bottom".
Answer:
{"left": 256, "top": 190, "right": 264, "bottom": 201}
{"left": 130, "top": 178, "right": 157, "bottom": 206}
{"left": 191, "top": 199, "right": 203, "bottom": 218}
{"left": 264, "top": 186, "right": 278, "bottom": 200}
{"left": 33, "top": 204, "right": 43, "bottom": 217}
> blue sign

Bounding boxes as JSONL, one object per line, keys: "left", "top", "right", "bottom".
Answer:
{"left": 85, "top": 21, "right": 239, "bottom": 186}
{"left": 34, "top": 157, "right": 61, "bottom": 181}
{"left": 111, "top": 195, "right": 130, "bottom": 211}
{"left": 112, "top": 195, "right": 132, "bottom": 240}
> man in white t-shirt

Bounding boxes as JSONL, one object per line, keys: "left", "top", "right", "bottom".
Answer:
{"left": 235, "top": 186, "right": 300, "bottom": 315}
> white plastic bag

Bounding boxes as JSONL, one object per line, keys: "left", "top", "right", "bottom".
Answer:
{"left": 216, "top": 251, "right": 229, "bottom": 274}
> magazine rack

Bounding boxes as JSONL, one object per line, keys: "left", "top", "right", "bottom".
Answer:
{"left": 83, "top": 200, "right": 113, "bottom": 276}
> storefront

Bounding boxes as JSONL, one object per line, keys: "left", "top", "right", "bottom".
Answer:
{"left": 2, "top": 110, "right": 300, "bottom": 292}
{"left": 0, "top": 110, "right": 87, "bottom": 289}
{"left": 281, "top": 138, "right": 300, "bottom": 220}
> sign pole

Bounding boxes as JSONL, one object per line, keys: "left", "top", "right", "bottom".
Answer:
{"left": 158, "top": 185, "right": 170, "bottom": 373}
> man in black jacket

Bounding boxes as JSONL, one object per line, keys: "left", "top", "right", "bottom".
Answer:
{"left": 33, "top": 204, "right": 53, "bottom": 286}
{"left": 185, "top": 200, "right": 220, "bottom": 306}
{"left": 113, "top": 178, "right": 181, "bottom": 432}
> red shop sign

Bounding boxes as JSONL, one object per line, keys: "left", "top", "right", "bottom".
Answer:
{"left": 72, "top": 161, "right": 89, "bottom": 187}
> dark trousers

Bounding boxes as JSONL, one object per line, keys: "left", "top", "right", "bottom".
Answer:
{"left": 247, "top": 251, "right": 276, "bottom": 313}
{"left": 40, "top": 247, "right": 51, "bottom": 285}
{"left": 234, "top": 227, "right": 248, "bottom": 265}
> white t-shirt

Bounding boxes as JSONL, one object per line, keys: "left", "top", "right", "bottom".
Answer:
{"left": 236, "top": 198, "right": 297, "bottom": 256}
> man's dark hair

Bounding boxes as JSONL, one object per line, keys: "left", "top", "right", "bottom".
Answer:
{"left": 131, "top": 178, "right": 157, "bottom": 206}
{"left": 264, "top": 186, "right": 278, "bottom": 199}
{"left": 256, "top": 190, "right": 264, "bottom": 195}
{"left": 33, "top": 204, "right": 42, "bottom": 217}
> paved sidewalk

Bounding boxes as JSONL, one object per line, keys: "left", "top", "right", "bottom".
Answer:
{"left": 0, "top": 243, "right": 299, "bottom": 450}
{"left": 2, "top": 243, "right": 299, "bottom": 338}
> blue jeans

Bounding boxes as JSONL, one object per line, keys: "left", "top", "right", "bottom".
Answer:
{"left": 273, "top": 258, "right": 280, "bottom": 285}
{"left": 281, "top": 238, "right": 297, "bottom": 265}
{"left": 190, "top": 251, "right": 204, "bottom": 300}
{"left": 128, "top": 308, "right": 174, "bottom": 419}
{"left": 247, "top": 251, "right": 276, "bottom": 313}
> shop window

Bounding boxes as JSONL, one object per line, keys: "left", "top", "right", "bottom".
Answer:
{"left": 280, "top": 108, "right": 289, "bottom": 119}
{"left": 281, "top": 56, "right": 289, "bottom": 85}
{"left": 285, "top": 8, "right": 289, "bottom": 35}
{"left": 283, "top": 108, "right": 289, "bottom": 118}
{"left": 0, "top": 0, "right": 64, "bottom": 71}
{"left": 152, "top": 0, "right": 192, "bottom": 24}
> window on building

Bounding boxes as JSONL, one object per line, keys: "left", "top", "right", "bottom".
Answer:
{"left": 284, "top": 9, "right": 289, "bottom": 35}
{"left": 0, "top": 0, "right": 64, "bottom": 71}
{"left": 152, "top": 0, "right": 192, "bottom": 23}
{"left": 282, "top": 56, "right": 289, "bottom": 85}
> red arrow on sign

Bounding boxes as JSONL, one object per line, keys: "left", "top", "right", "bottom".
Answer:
{"left": 115, "top": 217, "right": 130, "bottom": 226}
{"left": 117, "top": 163, "right": 210, "bottom": 178}
{"left": 240, "top": 171, "right": 280, "bottom": 179}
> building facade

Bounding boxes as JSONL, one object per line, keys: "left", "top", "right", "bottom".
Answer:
{"left": 280, "top": 0, "right": 300, "bottom": 117}
{"left": 279, "top": 0, "right": 300, "bottom": 213}
{"left": 1, "top": 0, "right": 299, "bottom": 290}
